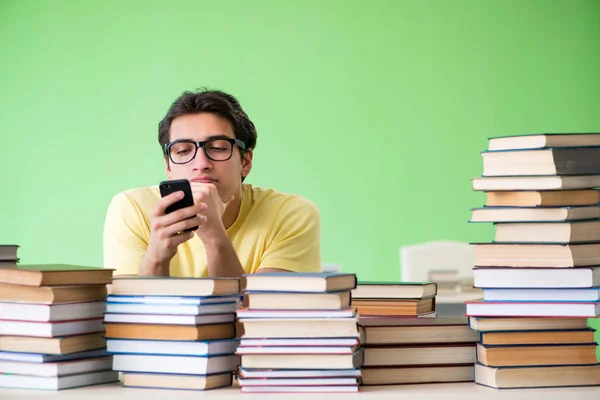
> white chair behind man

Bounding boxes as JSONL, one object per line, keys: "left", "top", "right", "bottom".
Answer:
{"left": 400, "top": 240, "right": 481, "bottom": 316}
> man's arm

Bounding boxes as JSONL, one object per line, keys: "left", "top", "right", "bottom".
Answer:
{"left": 103, "top": 189, "right": 204, "bottom": 277}
{"left": 204, "top": 229, "right": 292, "bottom": 277}
{"left": 202, "top": 227, "right": 245, "bottom": 278}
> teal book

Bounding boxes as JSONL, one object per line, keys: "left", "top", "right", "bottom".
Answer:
{"left": 0, "top": 264, "right": 113, "bottom": 287}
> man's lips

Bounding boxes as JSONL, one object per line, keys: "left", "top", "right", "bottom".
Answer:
{"left": 190, "top": 177, "right": 217, "bottom": 183}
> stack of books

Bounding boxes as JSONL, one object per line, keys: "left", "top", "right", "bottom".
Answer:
{"left": 235, "top": 272, "right": 362, "bottom": 393}
{"left": 468, "top": 132, "right": 600, "bottom": 389}
{"left": 351, "top": 282, "right": 437, "bottom": 317}
{"left": 353, "top": 282, "right": 478, "bottom": 385}
{"left": 0, "top": 264, "right": 117, "bottom": 390}
{"left": 105, "top": 276, "right": 241, "bottom": 391}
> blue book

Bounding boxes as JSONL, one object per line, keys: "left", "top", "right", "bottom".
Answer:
{"left": 106, "top": 338, "right": 239, "bottom": 356}
{"left": 0, "top": 348, "right": 107, "bottom": 363}
{"left": 106, "top": 294, "right": 242, "bottom": 305}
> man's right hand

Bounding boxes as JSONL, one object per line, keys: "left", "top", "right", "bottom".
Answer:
{"left": 139, "top": 191, "right": 207, "bottom": 276}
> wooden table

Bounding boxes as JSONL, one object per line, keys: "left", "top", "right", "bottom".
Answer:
{"left": 3, "top": 381, "right": 600, "bottom": 399}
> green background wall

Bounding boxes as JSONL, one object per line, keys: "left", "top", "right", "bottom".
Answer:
{"left": 1, "top": 1, "right": 599, "bottom": 351}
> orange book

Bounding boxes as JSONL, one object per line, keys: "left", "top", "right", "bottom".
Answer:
{"left": 353, "top": 298, "right": 435, "bottom": 316}
{"left": 105, "top": 323, "right": 235, "bottom": 341}
{"left": 477, "top": 343, "right": 599, "bottom": 367}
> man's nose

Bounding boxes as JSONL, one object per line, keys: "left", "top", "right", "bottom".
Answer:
{"left": 191, "top": 147, "right": 213, "bottom": 171}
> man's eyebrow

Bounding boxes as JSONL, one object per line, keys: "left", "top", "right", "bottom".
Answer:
{"left": 205, "top": 134, "right": 233, "bottom": 141}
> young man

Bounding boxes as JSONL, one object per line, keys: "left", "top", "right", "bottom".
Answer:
{"left": 103, "top": 89, "right": 321, "bottom": 277}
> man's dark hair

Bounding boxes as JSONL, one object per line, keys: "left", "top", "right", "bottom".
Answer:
{"left": 158, "top": 89, "right": 257, "bottom": 157}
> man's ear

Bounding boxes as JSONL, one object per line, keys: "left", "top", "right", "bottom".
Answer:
{"left": 164, "top": 156, "right": 172, "bottom": 177}
{"left": 241, "top": 149, "right": 253, "bottom": 179}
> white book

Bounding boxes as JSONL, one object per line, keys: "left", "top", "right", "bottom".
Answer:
{"left": 236, "top": 309, "right": 355, "bottom": 319}
{"left": 474, "top": 267, "right": 600, "bottom": 288}
{"left": 0, "top": 301, "right": 106, "bottom": 322}
{"left": 105, "top": 302, "right": 238, "bottom": 315}
{"left": 238, "top": 367, "right": 361, "bottom": 378}
{"left": 103, "top": 313, "right": 234, "bottom": 325}
{"left": 0, "top": 356, "right": 113, "bottom": 377}
{"left": 106, "top": 294, "right": 241, "bottom": 305}
{"left": 0, "top": 348, "right": 107, "bottom": 363}
{"left": 483, "top": 288, "right": 600, "bottom": 302}
{"left": 0, "top": 370, "right": 118, "bottom": 390}
{"left": 237, "top": 345, "right": 358, "bottom": 354}
{"left": 0, "top": 318, "right": 105, "bottom": 337}
{"left": 241, "top": 385, "right": 358, "bottom": 393}
{"left": 240, "top": 338, "right": 359, "bottom": 347}
{"left": 106, "top": 338, "right": 239, "bottom": 356}
{"left": 466, "top": 300, "right": 600, "bottom": 317}
{"left": 112, "top": 354, "right": 239, "bottom": 375}
{"left": 237, "top": 377, "right": 358, "bottom": 386}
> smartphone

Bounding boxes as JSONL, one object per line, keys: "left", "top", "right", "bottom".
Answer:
{"left": 159, "top": 179, "right": 198, "bottom": 232}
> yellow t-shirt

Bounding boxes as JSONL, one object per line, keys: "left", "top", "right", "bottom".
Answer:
{"left": 102, "top": 184, "right": 321, "bottom": 277}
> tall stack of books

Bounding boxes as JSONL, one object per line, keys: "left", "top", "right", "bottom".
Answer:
{"left": 468, "top": 133, "right": 600, "bottom": 389}
{"left": 353, "top": 282, "right": 478, "bottom": 385}
{"left": 0, "top": 264, "right": 118, "bottom": 390}
{"left": 105, "top": 276, "right": 241, "bottom": 391}
{"left": 235, "top": 272, "right": 362, "bottom": 393}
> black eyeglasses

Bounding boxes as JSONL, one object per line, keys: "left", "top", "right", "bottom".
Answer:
{"left": 165, "top": 137, "right": 246, "bottom": 164}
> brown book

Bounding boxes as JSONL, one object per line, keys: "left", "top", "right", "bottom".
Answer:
{"left": 475, "top": 363, "right": 600, "bottom": 389}
{"left": 477, "top": 343, "right": 599, "bottom": 367}
{"left": 104, "top": 323, "right": 235, "bottom": 341}
{"left": 359, "top": 318, "right": 478, "bottom": 345}
{"left": 0, "top": 283, "right": 107, "bottom": 304}
{"left": 239, "top": 318, "right": 359, "bottom": 339}
{"left": 469, "top": 316, "right": 590, "bottom": 332}
{"left": 361, "top": 364, "right": 474, "bottom": 386}
{"left": 0, "top": 333, "right": 106, "bottom": 355}
{"left": 481, "top": 147, "right": 600, "bottom": 177}
{"left": 110, "top": 276, "right": 240, "bottom": 296}
{"left": 247, "top": 291, "right": 350, "bottom": 311}
{"left": 353, "top": 297, "right": 435, "bottom": 316}
{"left": 0, "top": 265, "right": 113, "bottom": 286}
{"left": 359, "top": 316, "right": 468, "bottom": 327}
{"left": 363, "top": 343, "right": 476, "bottom": 366}
{"left": 485, "top": 190, "right": 600, "bottom": 207}
{"left": 480, "top": 329, "right": 596, "bottom": 346}
{"left": 494, "top": 220, "right": 600, "bottom": 243}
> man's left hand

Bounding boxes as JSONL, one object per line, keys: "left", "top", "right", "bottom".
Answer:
{"left": 189, "top": 182, "right": 234, "bottom": 239}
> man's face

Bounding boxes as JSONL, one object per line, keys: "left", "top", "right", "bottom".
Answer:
{"left": 165, "top": 113, "right": 252, "bottom": 200}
